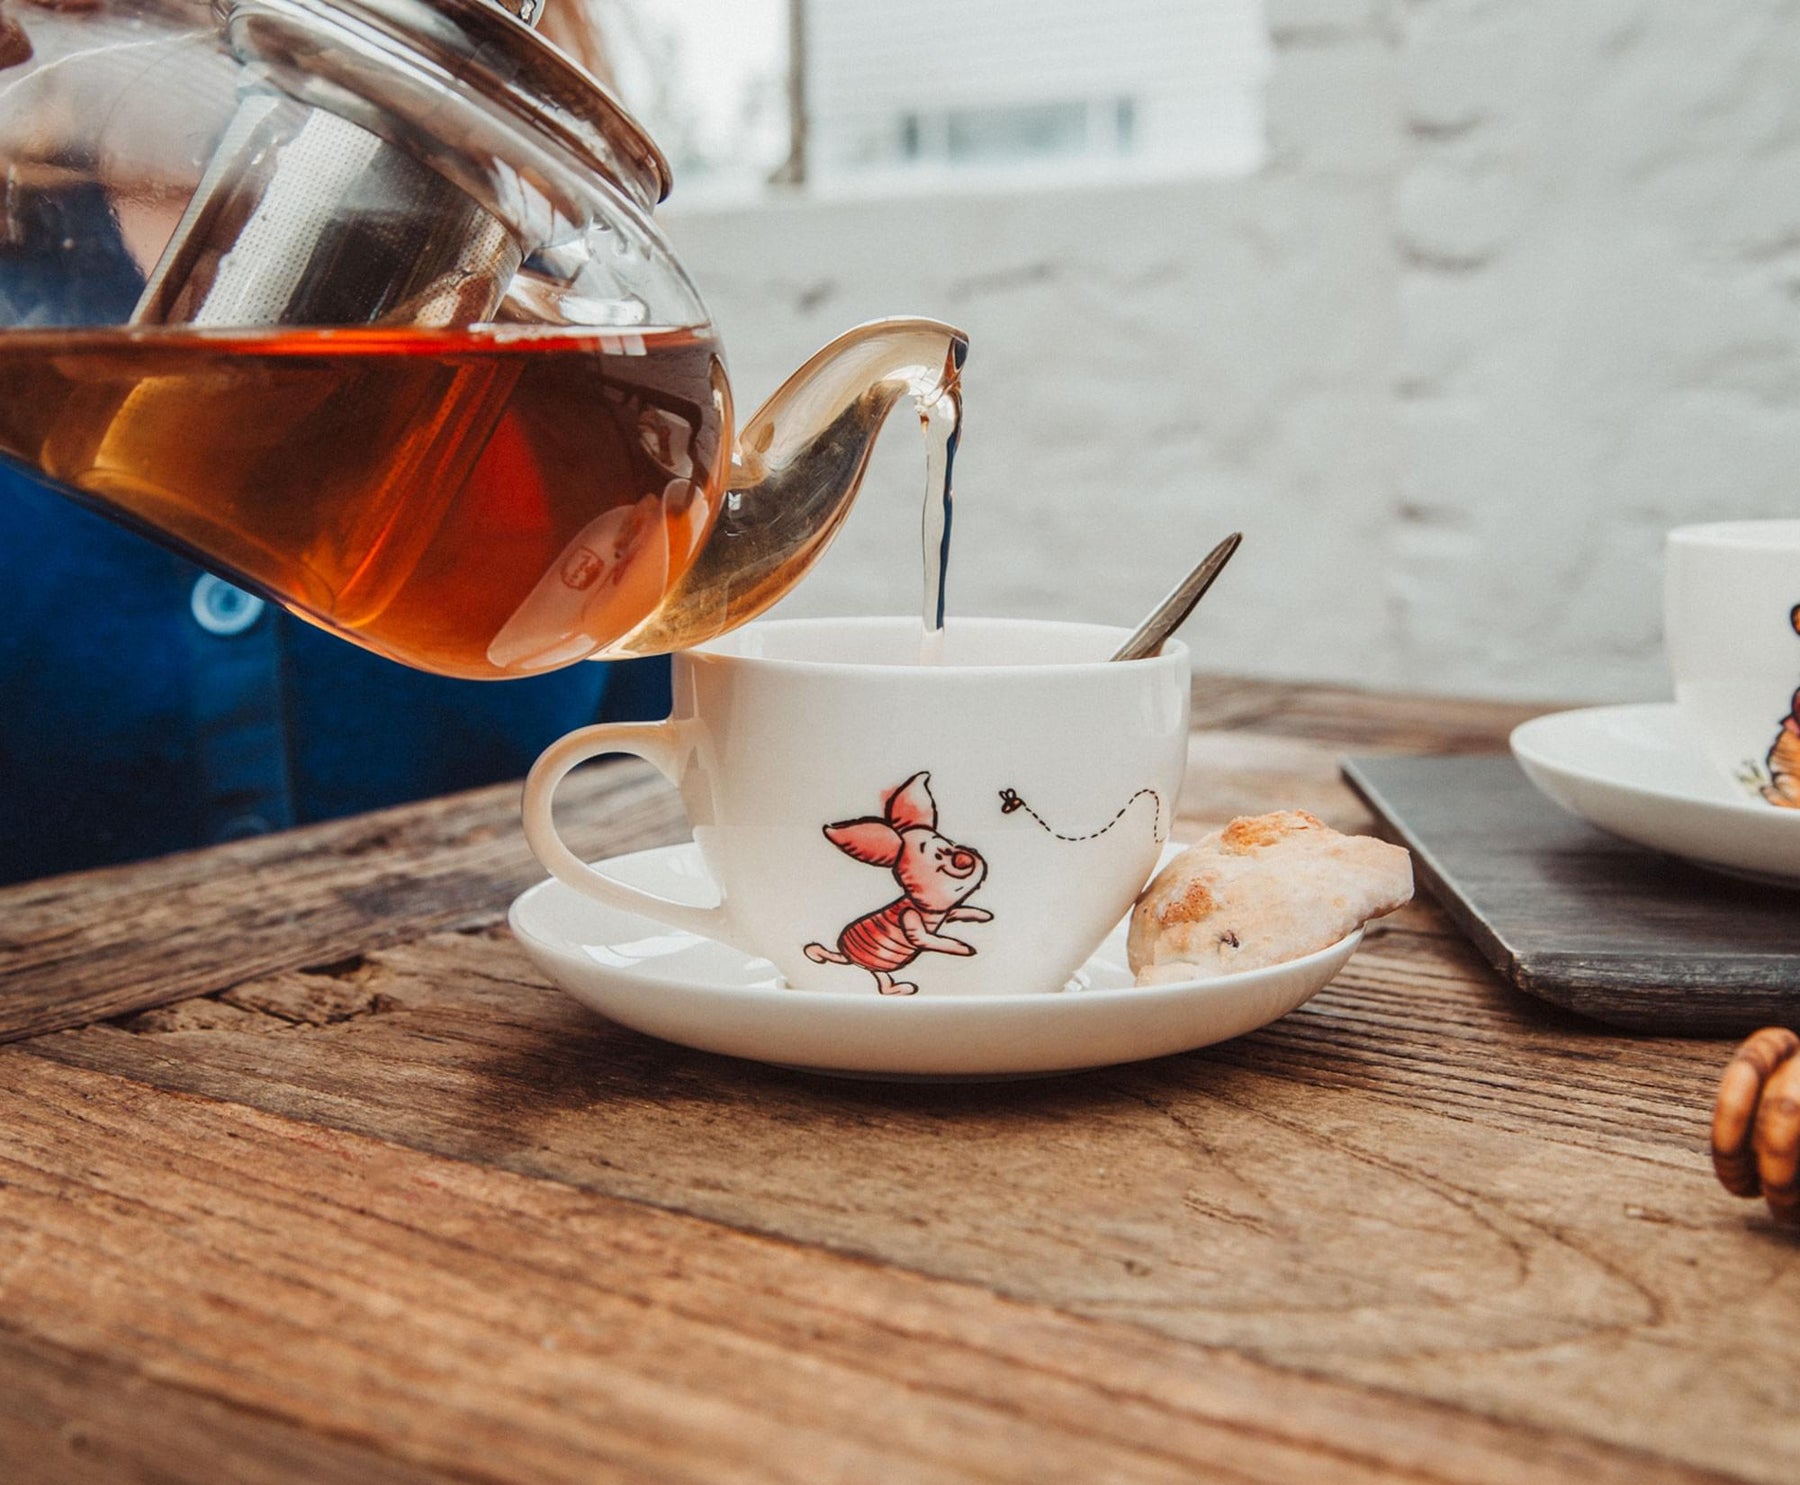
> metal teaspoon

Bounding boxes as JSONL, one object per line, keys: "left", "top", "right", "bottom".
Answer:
{"left": 1110, "top": 532, "right": 1243, "bottom": 661}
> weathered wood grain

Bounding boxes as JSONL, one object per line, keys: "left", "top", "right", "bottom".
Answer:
{"left": 15, "top": 676, "right": 1786, "bottom": 1485}
{"left": 1344, "top": 755, "right": 1800, "bottom": 1034}
{"left": 0, "top": 758, "right": 685, "bottom": 1043}
{"left": 1189, "top": 676, "right": 1551, "bottom": 754}
{"left": 0, "top": 1053, "right": 1734, "bottom": 1485}
{"left": 22, "top": 865, "right": 1799, "bottom": 1479}
{"left": 0, "top": 1328, "right": 445, "bottom": 1485}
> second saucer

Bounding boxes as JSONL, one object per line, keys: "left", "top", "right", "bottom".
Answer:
{"left": 1511, "top": 703, "right": 1800, "bottom": 888}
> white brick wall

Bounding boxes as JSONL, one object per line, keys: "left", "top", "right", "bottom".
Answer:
{"left": 662, "top": 0, "right": 1800, "bottom": 701}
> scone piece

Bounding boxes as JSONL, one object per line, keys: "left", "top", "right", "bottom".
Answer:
{"left": 1128, "top": 810, "right": 1412, "bottom": 985}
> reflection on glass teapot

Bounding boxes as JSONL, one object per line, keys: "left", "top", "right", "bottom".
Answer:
{"left": 0, "top": 0, "right": 965, "bottom": 678}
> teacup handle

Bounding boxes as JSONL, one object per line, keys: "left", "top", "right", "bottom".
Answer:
{"left": 521, "top": 721, "right": 744, "bottom": 949}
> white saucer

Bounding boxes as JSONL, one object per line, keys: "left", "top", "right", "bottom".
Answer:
{"left": 1511, "top": 702, "right": 1800, "bottom": 888}
{"left": 508, "top": 843, "right": 1362, "bottom": 1079}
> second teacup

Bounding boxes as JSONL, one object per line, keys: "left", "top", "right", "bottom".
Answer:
{"left": 1665, "top": 521, "right": 1800, "bottom": 807}
{"left": 523, "top": 616, "right": 1191, "bottom": 995}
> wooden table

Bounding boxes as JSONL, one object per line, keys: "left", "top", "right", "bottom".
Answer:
{"left": 3, "top": 678, "right": 1795, "bottom": 1484}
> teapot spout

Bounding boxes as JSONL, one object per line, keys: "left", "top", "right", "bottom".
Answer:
{"left": 612, "top": 317, "right": 967, "bottom": 655}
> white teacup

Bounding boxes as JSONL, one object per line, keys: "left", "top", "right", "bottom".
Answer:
{"left": 1665, "top": 521, "right": 1800, "bottom": 806}
{"left": 523, "top": 617, "right": 1191, "bottom": 995}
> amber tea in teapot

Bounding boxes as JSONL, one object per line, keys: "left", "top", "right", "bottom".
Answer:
{"left": 0, "top": 323, "right": 729, "bottom": 679}
{"left": 0, "top": 0, "right": 966, "bottom": 676}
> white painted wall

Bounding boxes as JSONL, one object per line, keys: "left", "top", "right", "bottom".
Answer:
{"left": 662, "top": 0, "right": 1800, "bottom": 701}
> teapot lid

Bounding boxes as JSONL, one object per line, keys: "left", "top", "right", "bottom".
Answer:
{"left": 221, "top": 0, "right": 673, "bottom": 212}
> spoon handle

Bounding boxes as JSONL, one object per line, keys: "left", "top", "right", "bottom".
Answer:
{"left": 1110, "top": 533, "right": 1243, "bottom": 662}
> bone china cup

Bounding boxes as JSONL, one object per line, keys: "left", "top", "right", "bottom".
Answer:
{"left": 1665, "top": 522, "right": 1800, "bottom": 806}
{"left": 523, "top": 617, "right": 1191, "bottom": 996}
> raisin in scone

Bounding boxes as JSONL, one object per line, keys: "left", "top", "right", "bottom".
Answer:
{"left": 1127, "top": 810, "right": 1412, "bottom": 985}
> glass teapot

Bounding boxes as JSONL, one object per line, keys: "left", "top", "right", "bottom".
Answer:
{"left": 0, "top": 0, "right": 964, "bottom": 677}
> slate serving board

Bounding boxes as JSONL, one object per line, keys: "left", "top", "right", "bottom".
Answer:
{"left": 1341, "top": 753, "right": 1800, "bottom": 1036}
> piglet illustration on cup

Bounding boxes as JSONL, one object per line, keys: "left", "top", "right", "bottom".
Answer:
{"left": 804, "top": 772, "right": 992, "bottom": 994}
